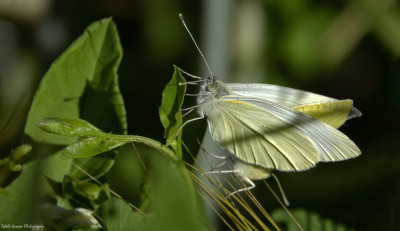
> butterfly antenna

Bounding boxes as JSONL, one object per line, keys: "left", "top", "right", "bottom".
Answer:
{"left": 179, "top": 13, "right": 214, "bottom": 78}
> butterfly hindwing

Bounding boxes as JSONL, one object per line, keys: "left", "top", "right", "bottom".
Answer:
{"left": 227, "top": 83, "right": 361, "bottom": 128}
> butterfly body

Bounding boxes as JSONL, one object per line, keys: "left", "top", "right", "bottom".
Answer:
{"left": 233, "top": 158, "right": 272, "bottom": 180}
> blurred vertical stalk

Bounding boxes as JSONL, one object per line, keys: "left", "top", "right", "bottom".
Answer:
{"left": 196, "top": 0, "right": 234, "bottom": 227}
{"left": 196, "top": 0, "right": 267, "bottom": 226}
{"left": 232, "top": 0, "right": 267, "bottom": 83}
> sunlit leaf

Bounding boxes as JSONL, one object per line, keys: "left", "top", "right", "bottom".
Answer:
{"left": 37, "top": 117, "right": 177, "bottom": 161}
{"left": 61, "top": 137, "right": 130, "bottom": 159}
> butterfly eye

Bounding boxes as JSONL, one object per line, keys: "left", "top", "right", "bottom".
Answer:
{"left": 205, "top": 82, "right": 215, "bottom": 92}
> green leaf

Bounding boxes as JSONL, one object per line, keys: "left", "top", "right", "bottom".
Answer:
{"left": 145, "top": 154, "right": 204, "bottom": 231}
{"left": 159, "top": 66, "right": 186, "bottom": 158}
{"left": 38, "top": 117, "right": 177, "bottom": 161}
{"left": 69, "top": 155, "right": 115, "bottom": 180}
{"left": 61, "top": 137, "right": 130, "bottom": 159}
{"left": 42, "top": 150, "right": 73, "bottom": 182}
{"left": 25, "top": 17, "right": 127, "bottom": 145}
{"left": 95, "top": 197, "right": 145, "bottom": 231}
{"left": 271, "top": 208, "right": 355, "bottom": 231}
{"left": 0, "top": 187, "right": 13, "bottom": 198}
{"left": 62, "top": 175, "right": 105, "bottom": 201}
{"left": 37, "top": 117, "right": 104, "bottom": 137}
{"left": 61, "top": 133, "right": 177, "bottom": 161}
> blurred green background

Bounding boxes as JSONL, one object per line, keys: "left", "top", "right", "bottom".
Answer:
{"left": 1, "top": 0, "right": 399, "bottom": 230}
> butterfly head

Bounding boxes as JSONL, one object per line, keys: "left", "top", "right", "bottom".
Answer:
{"left": 200, "top": 76, "right": 232, "bottom": 101}
{"left": 204, "top": 76, "right": 218, "bottom": 92}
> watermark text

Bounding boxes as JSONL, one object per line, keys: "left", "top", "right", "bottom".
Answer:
{"left": 1, "top": 223, "right": 44, "bottom": 230}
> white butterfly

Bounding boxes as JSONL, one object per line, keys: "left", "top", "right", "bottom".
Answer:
{"left": 199, "top": 79, "right": 361, "bottom": 171}
{"left": 178, "top": 14, "right": 361, "bottom": 197}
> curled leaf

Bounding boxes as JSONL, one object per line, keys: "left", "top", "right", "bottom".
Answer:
{"left": 38, "top": 117, "right": 104, "bottom": 137}
{"left": 159, "top": 67, "right": 187, "bottom": 158}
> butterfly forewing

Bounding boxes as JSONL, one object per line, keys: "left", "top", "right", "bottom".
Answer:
{"left": 207, "top": 99, "right": 319, "bottom": 171}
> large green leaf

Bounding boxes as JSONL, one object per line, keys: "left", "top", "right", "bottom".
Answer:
{"left": 25, "top": 18, "right": 126, "bottom": 145}
{"left": 23, "top": 18, "right": 127, "bottom": 181}
{"left": 159, "top": 67, "right": 186, "bottom": 158}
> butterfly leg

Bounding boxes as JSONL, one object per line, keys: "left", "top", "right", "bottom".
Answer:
{"left": 201, "top": 168, "right": 256, "bottom": 198}
{"left": 226, "top": 177, "right": 255, "bottom": 198}
{"left": 179, "top": 79, "right": 206, "bottom": 85}
{"left": 202, "top": 169, "right": 239, "bottom": 176}
{"left": 182, "top": 108, "right": 194, "bottom": 117}
{"left": 181, "top": 104, "right": 201, "bottom": 111}
{"left": 198, "top": 145, "right": 230, "bottom": 170}
{"left": 174, "top": 116, "right": 204, "bottom": 139}
{"left": 174, "top": 66, "right": 203, "bottom": 79}
{"left": 210, "top": 160, "right": 228, "bottom": 172}
{"left": 185, "top": 93, "right": 212, "bottom": 97}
